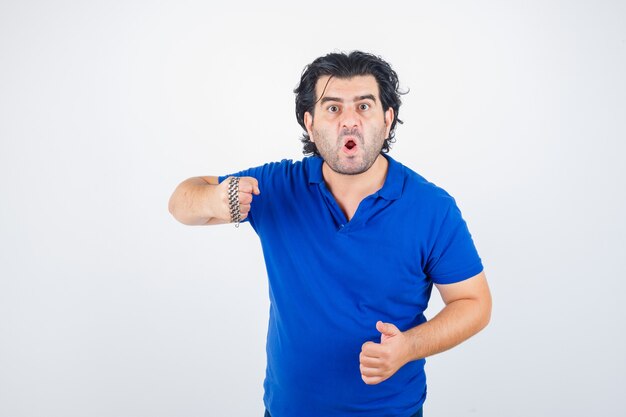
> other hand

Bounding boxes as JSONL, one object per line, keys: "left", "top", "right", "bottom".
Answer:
{"left": 359, "top": 321, "right": 411, "bottom": 385}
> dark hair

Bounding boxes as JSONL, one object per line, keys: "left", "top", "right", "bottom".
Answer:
{"left": 294, "top": 51, "right": 406, "bottom": 156}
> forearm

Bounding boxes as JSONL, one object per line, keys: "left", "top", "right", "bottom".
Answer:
{"left": 358, "top": 281, "right": 491, "bottom": 386}
{"left": 405, "top": 295, "right": 491, "bottom": 361}
{"left": 168, "top": 176, "right": 221, "bottom": 225}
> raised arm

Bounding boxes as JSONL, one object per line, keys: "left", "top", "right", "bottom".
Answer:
{"left": 168, "top": 175, "right": 260, "bottom": 226}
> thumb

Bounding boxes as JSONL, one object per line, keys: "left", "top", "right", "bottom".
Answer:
{"left": 376, "top": 320, "right": 400, "bottom": 337}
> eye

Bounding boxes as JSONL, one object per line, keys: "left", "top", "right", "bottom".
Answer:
{"left": 359, "top": 103, "right": 370, "bottom": 111}
{"left": 328, "top": 105, "right": 339, "bottom": 113}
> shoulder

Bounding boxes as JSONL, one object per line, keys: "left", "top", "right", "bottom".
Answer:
{"left": 219, "top": 157, "right": 322, "bottom": 190}
{"left": 392, "top": 157, "right": 457, "bottom": 209}
{"left": 220, "top": 157, "right": 317, "bottom": 181}
{"left": 254, "top": 156, "right": 319, "bottom": 173}
{"left": 253, "top": 156, "right": 320, "bottom": 182}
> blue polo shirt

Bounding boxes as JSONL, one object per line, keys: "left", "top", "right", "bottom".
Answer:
{"left": 219, "top": 154, "right": 483, "bottom": 417}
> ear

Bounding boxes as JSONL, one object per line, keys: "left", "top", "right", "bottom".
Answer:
{"left": 384, "top": 108, "right": 394, "bottom": 139}
{"left": 304, "top": 111, "right": 314, "bottom": 141}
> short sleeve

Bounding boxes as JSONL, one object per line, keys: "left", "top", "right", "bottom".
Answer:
{"left": 425, "top": 199, "right": 483, "bottom": 285}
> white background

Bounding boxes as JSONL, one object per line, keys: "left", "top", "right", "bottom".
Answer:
{"left": 1, "top": 1, "right": 625, "bottom": 416}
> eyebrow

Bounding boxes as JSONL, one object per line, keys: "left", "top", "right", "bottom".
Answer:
{"left": 319, "top": 94, "right": 378, "bottom": 105}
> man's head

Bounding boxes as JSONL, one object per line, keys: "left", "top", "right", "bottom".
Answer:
{"left": 294, "top": 51, "right": 405, "bottom": 158}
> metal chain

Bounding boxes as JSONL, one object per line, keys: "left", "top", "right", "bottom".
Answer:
{"left": 227, "top": 177, "right": 241, "bottom": 227}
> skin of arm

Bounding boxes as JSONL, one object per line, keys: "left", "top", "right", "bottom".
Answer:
{"left": 168, "top": 175, "right": 259, "bottom": 225}
{"left": 359, "top": 271, "right": 492, "bottom": 385}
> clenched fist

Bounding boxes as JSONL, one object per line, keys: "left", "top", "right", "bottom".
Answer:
{"left": 216, "top": 176, "right": 260, "bottom": 223}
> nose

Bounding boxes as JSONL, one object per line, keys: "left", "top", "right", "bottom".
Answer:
{"left": 340, "top": 106, "right": 360, "bottom": 130}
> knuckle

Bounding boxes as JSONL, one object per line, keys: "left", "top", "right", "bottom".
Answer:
{"left": 364, "top": 377, "right": 378, "bottom": 385}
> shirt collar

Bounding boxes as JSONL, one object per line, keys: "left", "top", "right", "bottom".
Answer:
{"left": 306, "top": 154, "right": 403, "bottom": 201}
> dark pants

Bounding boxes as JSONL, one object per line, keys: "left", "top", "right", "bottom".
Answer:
{"left": 264, "top": 408, "right": 423, "bottom": 417}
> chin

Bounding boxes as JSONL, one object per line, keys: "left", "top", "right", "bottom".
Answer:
{"left": 332, "top": 161, "right": 372, "bottom": 176}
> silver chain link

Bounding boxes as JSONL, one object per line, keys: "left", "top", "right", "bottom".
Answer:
{"left": 227, "top": 177, "right": 241, "bottom": 227}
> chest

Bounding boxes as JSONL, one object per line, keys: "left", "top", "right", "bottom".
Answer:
{"left": 333, "top": 196, "right": 361, "bottom": 222}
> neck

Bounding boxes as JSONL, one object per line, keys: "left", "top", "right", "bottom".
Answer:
{"left": 322, "top": 154, "right": 389, "bottom": 200}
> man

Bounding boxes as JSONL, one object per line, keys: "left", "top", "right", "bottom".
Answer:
{"left": 169, "top": 51, "right": 491, "bottom": 417}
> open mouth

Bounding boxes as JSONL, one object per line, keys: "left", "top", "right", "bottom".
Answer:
{"left": 344, "top": 139, "right": 356, "bottom": 150}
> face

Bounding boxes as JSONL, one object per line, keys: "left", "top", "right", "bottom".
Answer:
{"left": 304, "top": 75, "right": 393, "bottom": 175}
